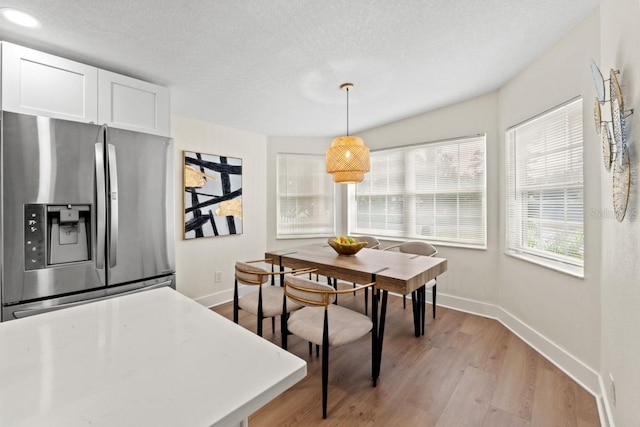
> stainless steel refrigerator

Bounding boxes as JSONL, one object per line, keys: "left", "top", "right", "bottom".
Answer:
{"left": 1, "top": 112, "right": 175, "bottom": 321}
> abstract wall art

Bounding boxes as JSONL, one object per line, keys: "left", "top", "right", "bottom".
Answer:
{"left": 183, "top": 151, "right": 243, "bottom": 239}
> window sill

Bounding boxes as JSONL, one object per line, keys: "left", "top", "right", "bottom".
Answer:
{"left": 505, "top": 251, "right": 584, "bottom": 278}
{"left": 277, "top": 234, "right": 333, "bottom": 240}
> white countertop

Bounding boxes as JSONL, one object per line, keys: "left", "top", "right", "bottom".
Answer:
{"left": 0, "top": 287, "right": 306, "bottom": 426}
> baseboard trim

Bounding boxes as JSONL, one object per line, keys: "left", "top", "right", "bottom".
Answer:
{"left": 193, "top": 285, "right": 250, "bottom": 308}
{"left": 598, "top": 373, "right": 615, "bottom": 427}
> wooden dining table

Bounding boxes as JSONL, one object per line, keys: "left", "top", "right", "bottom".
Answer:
{"left": 265, "top": 242, "right": 447, "bottom": 385}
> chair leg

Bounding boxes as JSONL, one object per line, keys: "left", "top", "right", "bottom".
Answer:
{"left": 272, "top": 317, "right": 275, "bottom": 334}
{"left": 257, "top": 286, "right": 263, "bottom": 337}
{"left": 403, "top": 294, "right": 406, "bottom": 309}
{"left": 316, "top": 344, "right": 320, "bottom": 358}
{"left": 233, "top": 279, "right": 239, "bottom": 324}
{"left": 281, "top": 297, "right": 291, "bottom": 350}
{"left": 352, "top": 282, "right": 356, "bottom": 296}
{"left": 322, "top": 311, "right": 329, "bottom": 419}
{"left": 281, "top": 315, "right": 288, "bottom": 350}
{"left": 308, "top": 342, "right": 313, "bottom": 355}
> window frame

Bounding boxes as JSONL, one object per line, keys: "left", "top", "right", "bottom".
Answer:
{"left": 348, "top": 134, "right": 487, "bottom": 249}
{"left": 276, "top": 152, "right": 336, "bottom": 239}
{"left": 504, "top": 97, "right": 584, "bottom": 277}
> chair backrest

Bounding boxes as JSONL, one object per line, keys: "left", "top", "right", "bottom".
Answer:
{"left": 235, "top": 261, "right": 270, "bottom": 285}
{"left": 285, "top": 275, "right": 337, "bottom": 308}
{"left": 398, "top": 241, "right": 438, "bottom": 257}
{"left": 358, "top": 236, "right": 380, "bottom": 249}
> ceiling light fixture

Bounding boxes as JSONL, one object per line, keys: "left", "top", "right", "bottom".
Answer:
{"left": 326, "top": 83, "right": 370, "bottom": 184}
{"left": 0, "top": 8, "right": 40, "bottom": 28}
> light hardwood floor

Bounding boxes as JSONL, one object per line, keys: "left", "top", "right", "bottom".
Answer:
{"left": 212, "top": 288, "right": 600, "bottom": 426}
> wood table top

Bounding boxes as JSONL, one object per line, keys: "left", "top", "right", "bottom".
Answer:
{"left": 266, "top": 243, "right": 447, "bottom": 295}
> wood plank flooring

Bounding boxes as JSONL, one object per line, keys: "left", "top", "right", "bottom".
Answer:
{"left": 211, "top": 288, "right": 600, "bottom": 426}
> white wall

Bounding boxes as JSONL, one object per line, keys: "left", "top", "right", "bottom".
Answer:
{"left": 599, "top": 1, "right": 640, "bottom": 425}
{"left": 497, "top": 11, "right": 602, "bottom": 376}
{"left": 171, "top": 115, "right": 267, "bottom": 306}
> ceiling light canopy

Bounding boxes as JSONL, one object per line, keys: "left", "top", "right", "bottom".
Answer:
{"left": 326, "top": 83, "right": 370, "bottom": 184}
{"left": 0, "top": 8, "right": 40, "bottom": 28}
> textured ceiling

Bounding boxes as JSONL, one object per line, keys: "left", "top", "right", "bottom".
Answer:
{"left": 0, "top": 0, "right": 600, "bottom": 137}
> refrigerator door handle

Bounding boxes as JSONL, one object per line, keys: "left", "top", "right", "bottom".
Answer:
{"left": 107, "top": 143, "right": 119, "bottom": 268}
{"left": 95, "top": 143, "right": 106, "bottom": 270}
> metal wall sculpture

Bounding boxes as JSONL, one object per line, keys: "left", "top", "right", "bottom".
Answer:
{"left": 590, "top": 59, "right": 633, "bottom": 222}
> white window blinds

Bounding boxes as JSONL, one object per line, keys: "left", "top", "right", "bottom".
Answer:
{"left": 277, "top": 153, "right": 335, "bottom": 238}
{"left": 351, "top": 135, "right": 486, "bottom": 248}
{"left": 506, "top": 98, "right": 584, "bottom": 269}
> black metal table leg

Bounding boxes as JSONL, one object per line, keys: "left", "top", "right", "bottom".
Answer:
{"left": 371, "top": 279, "right": 379, "bottom": 387}
{"left": 331, "top": 277, "right": 338, "bottom": 304}
{"left": 374, "top": 289, "right": 388, "bottom": 383}
{"left": 364, "top": 286, "right": 369, "bottom": 315}
{"left": 411, "top": 290, "right": 420, "bottom": 337}
{"left": 421, "top": 285, "right": 426, "bottom": 336}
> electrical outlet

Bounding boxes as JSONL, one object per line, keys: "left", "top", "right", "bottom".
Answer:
{"left": 609, "top": 373, "right": 616, "bottom": 407}
{"left": 215, "top": 271, "right": 222, "bottom": 283}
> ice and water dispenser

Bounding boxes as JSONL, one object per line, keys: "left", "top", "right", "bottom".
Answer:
{"left": 25, "top": 204, "right": 91, "bottom": 270}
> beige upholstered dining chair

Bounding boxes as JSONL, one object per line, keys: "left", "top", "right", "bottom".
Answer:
{"left": 384, "top": 241, "right": 439, "bottom": 318}
{"left": 358, "top": 235, "right": 380, "bottom": 249}
{"left": 234, "top": 259, "right": 309, "bottom": 338}
{"left": 282, "top": 273, "right": 375, "bottom": 419}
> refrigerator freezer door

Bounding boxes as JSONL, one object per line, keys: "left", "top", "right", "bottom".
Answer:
{"left": 2, "top": 112, "right": 106, "bottom": 304}
{"left": 105, "top": 127, "right": 174, "bottom": 286}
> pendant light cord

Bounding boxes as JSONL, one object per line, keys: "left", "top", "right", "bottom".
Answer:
{"left": 346, "top": 86, "right": 350, "bottom": 136}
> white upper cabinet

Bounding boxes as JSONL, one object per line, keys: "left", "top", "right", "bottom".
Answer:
{"left": 98, "top": 70, "right": 170, "bottom": 137}
{"left": 2, "top": 42, "right": 98, "bottom": 123}
{"left": 1, "top": 42, "right": 170, "bottom": 136}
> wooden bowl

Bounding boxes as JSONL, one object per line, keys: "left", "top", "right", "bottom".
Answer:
{"left": 327, "top": 237, "right": 368, "bottom": 256}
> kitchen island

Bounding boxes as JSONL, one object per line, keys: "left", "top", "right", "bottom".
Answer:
{"left": 0, "top": 287, "right": 306, "bottom": 426}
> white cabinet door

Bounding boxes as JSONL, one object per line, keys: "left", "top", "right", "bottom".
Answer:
{"left": 1, "top": 42, "right": 98, "bottom": 122}
{"left": 98, "top": 70, "right": 170, "bottom": 137}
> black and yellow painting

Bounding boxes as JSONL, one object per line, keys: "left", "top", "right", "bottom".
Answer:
{"left": 183, "top": 151, "right": 243, "bottom": 239}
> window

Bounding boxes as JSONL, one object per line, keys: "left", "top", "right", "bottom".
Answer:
{"left": 506, "top": 98, "right": 584, "bottom": 275}
{"left": 277, "top": 153, "right": 335, "bottom": 238}
{"left": 350, "top": 135, "right": 486, "bottom": 248}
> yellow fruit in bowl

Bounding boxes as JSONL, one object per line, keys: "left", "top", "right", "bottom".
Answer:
{"left": 328, "top": 236, "right": 366, "bottom": 255}
{"left": 333, "top": 236, "right": 357, "bottom": 245}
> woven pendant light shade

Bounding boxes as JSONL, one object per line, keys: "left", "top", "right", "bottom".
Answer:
{"left": 326, "top": 135, "right": 370, "bottom": 183}
{"left": 326, "top": 82, "right": 371, "bottom": 184}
